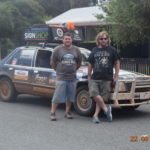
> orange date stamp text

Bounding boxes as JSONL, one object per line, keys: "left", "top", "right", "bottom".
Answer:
{"left": 130, "top": 135, "right": 149, "bottom": 142}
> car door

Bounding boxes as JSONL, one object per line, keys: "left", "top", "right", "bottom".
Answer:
{"left": 32, "top": 49, "right": 56, "bottom": 97}
{"left": 5, "top": 48, "right": 36, "bottom": 94}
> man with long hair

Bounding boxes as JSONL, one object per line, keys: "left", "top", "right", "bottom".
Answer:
{"left": 88, "top": 31, "right": 120, "bottom": 123}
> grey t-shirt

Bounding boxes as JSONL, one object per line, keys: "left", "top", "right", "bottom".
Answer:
{"left": 51, "top": 45, "right": 82, "bottom": 80}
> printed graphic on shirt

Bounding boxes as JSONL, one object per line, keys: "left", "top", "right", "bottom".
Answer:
{"left": 94, "top": 51, "right": 110, "bottom": 70}
{"left": 61, "top": 54, "right": 75, "bottom": 66}
{"left": 99, "top": 57, "right": 109, "bottom": 66}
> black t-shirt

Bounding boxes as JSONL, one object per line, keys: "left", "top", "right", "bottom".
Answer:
{"left": 88, "top": 46, "right": 120, "bottom": 80}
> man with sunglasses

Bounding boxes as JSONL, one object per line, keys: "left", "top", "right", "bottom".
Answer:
{"left": 88, "top": 31, "right": 120, "bottom": 123}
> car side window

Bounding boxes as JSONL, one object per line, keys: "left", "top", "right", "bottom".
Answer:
{"left": 35, "top": 50, "right": 52, "bottom": 68}
{"left": 7, "top": 49, "right": 35, "bottom": 67}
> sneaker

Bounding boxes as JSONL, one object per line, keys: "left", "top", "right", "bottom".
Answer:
{"left": 105, "top": 105, "right": 113, "bottom": 122}
{"left": 65, "top": 112, "right": 73, "bottom": 119}
{"left": 92, "top": 116, "right": 100, "bottom": 124}
{"left": 50, "top": 113, "right": 57, "bottom": 121}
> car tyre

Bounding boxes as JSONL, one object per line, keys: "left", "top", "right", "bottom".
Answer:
{"left": 0, "top": 77, "right": 17, "bottom": 102}
{"left": 74, "top": 86, "right": 95, "bottom": 116}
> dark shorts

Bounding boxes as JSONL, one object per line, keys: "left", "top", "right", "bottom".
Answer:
{"left": 88, "top": 80, "right": 111, "bottom": 102}
{"left": 52, "top": 80, "right": 77, "bottom": 104}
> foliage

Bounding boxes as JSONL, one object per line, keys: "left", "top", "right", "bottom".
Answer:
{"left": 0, "top": 0, "right": 94, "bottom": 57}
{"left": 37, "top": 0, "right": 91, "bottom": 17}
{"left": 104, "top": 0, "right": 150, "bottom": 45}
{"left": 0, "top": 0, "right": 45, "bottom": 56}
{"left": 0, "top": 2, "right": 19, "bottom": 57}
{"left": 0, "top": 38, "right": 15, "bottom": 58}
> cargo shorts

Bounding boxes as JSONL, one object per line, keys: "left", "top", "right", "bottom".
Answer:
{"left": 88, "top": 80, "right": 111, "bottom": 102}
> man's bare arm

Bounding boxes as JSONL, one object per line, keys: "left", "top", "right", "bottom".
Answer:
{"left": 51, "top": 61, "right": 57, "bottom": 70}
{"left": 88, "top": 63, "right": 93, "bottom": 80}
{"left": 114, "top": 60, "right": 120, "bottom": 81}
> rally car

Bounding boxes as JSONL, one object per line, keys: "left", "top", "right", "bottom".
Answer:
{"left": 0, "top": 45, "right": 150, "bottom": 116}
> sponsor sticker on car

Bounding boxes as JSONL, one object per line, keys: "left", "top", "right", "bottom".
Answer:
{"left": 14, "top": 70, "right": 29, "bottom": 80}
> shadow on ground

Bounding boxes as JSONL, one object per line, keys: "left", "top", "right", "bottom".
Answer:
{"left": 5, "top": 94, "right": 150, "bottom": 120}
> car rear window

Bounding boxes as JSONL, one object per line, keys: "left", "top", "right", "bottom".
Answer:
{"left": 7, "top": 49, "right": 35, "bottom": 67}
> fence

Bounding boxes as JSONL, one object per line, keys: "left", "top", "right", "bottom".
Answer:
{"left": 121, "top": 58, "right": 150, "bottom": 75}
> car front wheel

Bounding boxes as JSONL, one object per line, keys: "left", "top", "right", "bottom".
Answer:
{"left": 0, "top": 77, "right": 17, "bottom": 102}
{"left": 74, "top": 86, "right": 95, "bottom": 116}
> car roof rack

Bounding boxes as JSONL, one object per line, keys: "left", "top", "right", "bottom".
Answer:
{"left": 38, "top": 42, "right": 60, "bottom": 48}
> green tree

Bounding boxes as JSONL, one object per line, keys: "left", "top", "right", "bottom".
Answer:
{"left": 104, "top": 0, "right": 150, "bottom": 45}
{"left": 0, "top": 2, "right": 19, "bottom": 57}
{"left": 38, "top": 0, "right": 91, "bottom": 17}
{"left": 12, "top": 0, "right": 45, "bottom": 45}
{"left": 0, "top": 0, "right": 46, "bottom": 57}
{"left": 0, "top": 0, "right": 95, "bottom": 57}
{"left": 0, "top": 2, "right": 18, "bottom": 38}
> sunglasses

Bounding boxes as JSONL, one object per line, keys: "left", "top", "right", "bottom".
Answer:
{"left": 99, "top": 38, "right": 108, "bottom": 40}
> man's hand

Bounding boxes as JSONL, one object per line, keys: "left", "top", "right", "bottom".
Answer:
{"left": 88, "top": 75, "right": 91, "bottom": 81}
{"left": 113, "top": 74, "right": 119, "bottom": 82}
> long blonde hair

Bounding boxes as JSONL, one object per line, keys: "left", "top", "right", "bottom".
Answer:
{"left": 96, "top": 31, "right": 111, "bottom": 46}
